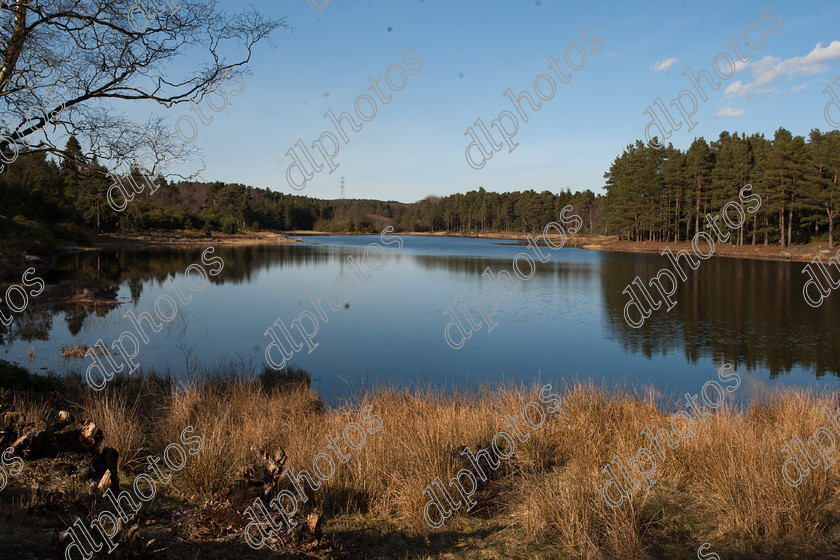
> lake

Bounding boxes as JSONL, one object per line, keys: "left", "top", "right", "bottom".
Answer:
{"left": 3, "top": 235, "right": 839, "bottom": 404}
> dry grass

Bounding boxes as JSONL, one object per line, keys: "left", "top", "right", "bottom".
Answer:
{"left": 60, "top": 345, "right": 87, "bottom": 360}
{"left": 36, "top": 374, "right": 840, "bottom": 558}
{"left": 80, "top": 389, "right": 148, "bottom": 472}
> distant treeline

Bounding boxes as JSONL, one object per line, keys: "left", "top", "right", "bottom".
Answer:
{"left": 0, "top": 135, "right": 603, "bottom": 243}
{"left": 1, "top": 128, "right": 838, "bottom": 249}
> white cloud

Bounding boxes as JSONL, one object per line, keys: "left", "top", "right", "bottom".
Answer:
{"left": 725, "top": 80, "right": 748, "bottom": 97}
{"left": 791, "top": 83, "right": 808, "bottom": 92}
{"left": 726, "top": 41, "right": 840, "bottom": 98}
{"left": 652, "top": 58, "right": 678, "bottom": 72}
{"left": 733, "top": 60, "right": 750, "bottom": 74}
{"left": 724, "top": 80, "right": 776, "bottom": 100}
{"left": 714, "top": 106, "right": 744, "bottom": 118}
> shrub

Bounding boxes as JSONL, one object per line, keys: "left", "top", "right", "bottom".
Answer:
{"left": 258, "top": 365, "right": 311, "bottom": 394}
{"left": 0, "top": 360, "right": 65, "bottom": 392}
{"left": 51, "top": 222, "right": 92, "bottom": 244}
{"left": 221, "top": 218, "right": 238, "bottom": 235}
{"left": 0, "top": 215, "right": 57, "bottom": 249}
{"left": 144, "top": 207, "right": 186, "bottom": 229}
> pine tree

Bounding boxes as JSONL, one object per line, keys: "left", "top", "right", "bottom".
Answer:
{"left": 661, "top": 144, "right": 686, "bottom": 242}
{"left": 685, "top": 138, "right": 714, "bottom": 239}
{"left": 805, "top": 129, "right": 840, "bottom": 248}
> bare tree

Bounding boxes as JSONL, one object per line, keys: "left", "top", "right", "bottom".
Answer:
{"left": 0, "top": 0, "right": 288, "bottom": 178}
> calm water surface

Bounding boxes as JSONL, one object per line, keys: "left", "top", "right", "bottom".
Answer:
{"left": 3, "top": 235, "right": 839, "bottom": 403}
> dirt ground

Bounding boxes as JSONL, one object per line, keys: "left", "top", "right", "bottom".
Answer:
{"left": 569, "top": 235, "right": 838, "bottom": 264}
{"left": 378, "top": 231, "right": 837, "bottom": 264}
{"left": 94, "top": 230, "right": 302, "bottom": 249}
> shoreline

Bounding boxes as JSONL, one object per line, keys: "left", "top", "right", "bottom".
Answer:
{"left": 283, "top": 230, "right": 836, "bottom": 264}
{"left": 4, "top": 229, "right": 834, "bottom": 266}
{"left": 92, "top": 230, "right": 303, "bottom": 249}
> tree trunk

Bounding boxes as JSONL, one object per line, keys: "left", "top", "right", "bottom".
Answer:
{"left": 788, "top": 207, "right": 793, "bottom": 247}
{"left": 764, "top": 215, "right": 769, "bottom": 246}
{"left": 695, "top": 208, "right": 700, "bottom": 237}
{"left": 675, "top": 197, "right": 681, "bottom": 243}
{"left": 779, "top": 210, "right": 785, "bottom": 247}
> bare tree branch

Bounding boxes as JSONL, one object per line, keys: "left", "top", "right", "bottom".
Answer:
{"left": 0, "top": 0, "right": 289, "bottom": 179}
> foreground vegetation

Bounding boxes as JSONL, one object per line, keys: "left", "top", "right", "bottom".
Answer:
{"left": 1, "top": 362, "right": 839, "bottom": 559}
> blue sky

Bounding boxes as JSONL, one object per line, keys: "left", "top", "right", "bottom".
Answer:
{"left": 149, "top": 0, "right": 839, "bottom": 203}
